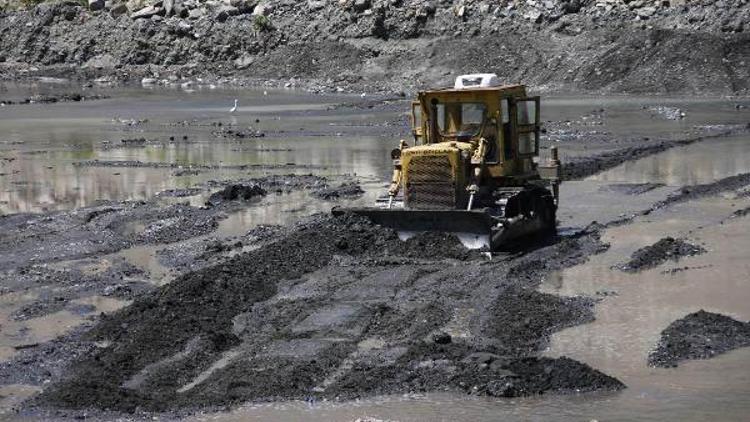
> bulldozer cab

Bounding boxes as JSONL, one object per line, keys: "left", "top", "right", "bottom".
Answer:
{"left": 411, "top": 83, "right": 541, "bottom": 178}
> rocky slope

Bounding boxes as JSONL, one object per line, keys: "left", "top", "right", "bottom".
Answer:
{"left": 0, "top": 0, "right": 748, "bottom": 94}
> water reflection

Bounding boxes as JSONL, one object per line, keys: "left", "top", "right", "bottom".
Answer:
{"left": 0, "top": 86, "right": 394, "bottom": 213}
{"left": 590, "top": 134, "right": 750, "bottom": 186}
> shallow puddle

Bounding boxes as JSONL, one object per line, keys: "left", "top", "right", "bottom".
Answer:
{"left": 590, "top": 133, "right": 750, "bottom": 186}
{"left": 0, "top": 293, "right": 128, "bottom": 362}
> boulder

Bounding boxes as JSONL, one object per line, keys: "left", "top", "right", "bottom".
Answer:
{"left": 215, "top": 5, "right": 239, "bottom": 21}
{"left": 131, "top": 5, "right": 163, "bottom": 19}
{"left": 88, "top": 0, "right": 105, "bottom": 11}
{"left": 252, "top": 2, "right": 270, "bottom": 15}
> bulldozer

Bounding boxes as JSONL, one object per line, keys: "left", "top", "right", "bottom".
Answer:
{"left": 335, "top": 74, "right": 562, "bottom": 250}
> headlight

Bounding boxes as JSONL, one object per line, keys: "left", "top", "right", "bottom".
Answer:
{"left": 390, "top": 148, "right": 401, "bottom": 159}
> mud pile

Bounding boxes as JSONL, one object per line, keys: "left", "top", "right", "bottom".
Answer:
{"left": 649, "top": 310, "right": 750, "bottom": 367}
{"left": 312, "top": 182, "right": 365, "bottom": 200}
{"left": 206, "top": 184, "right": 266, "bottom": 205}
{"left": 656, "top": 172, "right": 750, "bottom": 208}
{"left": 618, "top": 237, "right": 705, "bottom": 273}
{"left": 29, "top": 216, "right": 622, "bottom": 413}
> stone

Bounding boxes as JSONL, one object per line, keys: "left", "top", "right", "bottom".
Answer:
{"left": 88, "top": 0, "right": 105, "bottom": 11}
{"left": 215, "top": 5, "right": 239, "bottom": 21}
{"left": 478, "top": 2, "right": 490, "bottom": 13}
{"left": 126, "top": 0, "right": 148, "bottom": 13}
{"left": 110, "top": 2, "right": 128, "bottom": 16}
{"left": 188, "top": 7, "right": 206, "bottom": 18}
{"left": 131, "top": 5, "right": 163, "bottom": 19}
{"left": 163, "top": 0, "right": 174, "bottom": 15}
{"left": 234, "top": 53, "right": 254, "bottom": 69}
{"left": 562, "top": 0, "right": 581, "bottom": 13}
{"left": 252, "top": 2, "right": 270, "bottom": 15}
{"left": 308, "top": 0, "right": 326, "bottom": 10}
{"left": 432, "top": 332, "right": 452, "bottom": 344}
{"left": 84, "top": 54, "right": 118, "bottom": 69}
{"left": 352, "top": 0, "right": 369, "bottom": 12}
{"left": 525, "top": 9, "right": 543, "bottom": 22}
{"left": 173, "top": 0, "right": 189, "bottom": 18}
{"left": 637, "top": 6, "right": 656, "bottom": 17}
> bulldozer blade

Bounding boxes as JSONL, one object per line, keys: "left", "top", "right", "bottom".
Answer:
{"left": 332, "top": 207, "right": 499, "bottom": 250}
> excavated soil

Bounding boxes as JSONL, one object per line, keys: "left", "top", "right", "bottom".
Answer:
{"left": 649, "top": 311, "right": 750, "bottom": 368}
{"left": 617, "top": 237, "right": 706, "bottom": 273}
{"left": 24, "top": 215, "right": 622, "bottom": 413}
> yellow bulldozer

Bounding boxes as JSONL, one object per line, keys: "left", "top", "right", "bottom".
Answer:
{"left": 336, "top": 74, "right": 562, "bottom": 250}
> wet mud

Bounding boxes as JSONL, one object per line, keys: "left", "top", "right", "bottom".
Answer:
{"left": 0, "top": 93, "right": 108, "bottom": 106}
{"left": 649, "top": 311, "right": 750, "bottom": 368}
{"left": 311, "top": 182, "right": 365, "bottom": 201}
{"left": 617, "top": 237, "right": 706, "bottom": 273}
{"left": 603, "top": 183, "right": 664, "bottom": 196}
{"left": 23, "top": 216, "right": 620, "bottom": 413}
{"left": 655, "top": 172, "right": 750, "bottom": 208}
{"left": 206, "top": 184, "right": 266, "bottom": 206}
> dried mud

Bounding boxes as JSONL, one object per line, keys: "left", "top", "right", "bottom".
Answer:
{"left": 649, "top": 311, "right": 750, "bottom": 368}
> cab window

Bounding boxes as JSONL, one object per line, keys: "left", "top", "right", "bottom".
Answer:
{"left": 436, "top": 102, "right": 486, "bottom": 138}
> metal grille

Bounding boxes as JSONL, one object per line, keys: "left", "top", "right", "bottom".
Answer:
{"left": 405, "top": 155, "right": 455, "bottom": 209}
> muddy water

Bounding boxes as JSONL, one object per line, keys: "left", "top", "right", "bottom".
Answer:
{"left": 0, "top": 292, "right": 128, "bottom": 361}
{"left": 590, "top": 133, "right": 750, "bottom": 186}
{"left": 0, "top": 83, "right": 395, "bottom": 214}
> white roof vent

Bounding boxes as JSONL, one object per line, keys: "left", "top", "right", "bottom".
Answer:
{"left": 454, "top": 73, "right": 501, "bottom": 89}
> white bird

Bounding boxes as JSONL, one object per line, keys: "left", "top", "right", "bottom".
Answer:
{"left": 230, "top": 98, "right": 238, "bottom": 114}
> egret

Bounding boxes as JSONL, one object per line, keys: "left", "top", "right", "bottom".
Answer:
{"left": 230, "top": 99, "right": 238, "bottom": 114}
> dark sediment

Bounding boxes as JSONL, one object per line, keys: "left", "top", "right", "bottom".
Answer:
{"left": 29, "top": 216, "right": 622, "bottom": 413}
{"left": 618, "top": 237, "right": 706, "bottom": 273}
{"left": 655, "top": 172, "right": 750, "bottom": 208}
{"left": 206, "top": 184, "right": 266, "bottom": 206}
{"left": 649, "top": 310, "right": 750, "bottom": 368}
{"left": 605, "top": 183, "right": 664, "bottom": 195}
{"left": 311, "top": 182, "right": 365, "bottom": 200}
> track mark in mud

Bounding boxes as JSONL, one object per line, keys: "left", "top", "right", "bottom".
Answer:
{"left": 649, "top": 310, "right": 750, "bottom": 368}
{"left": 617, "top": 237, "right": 706, "bottom": 273}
